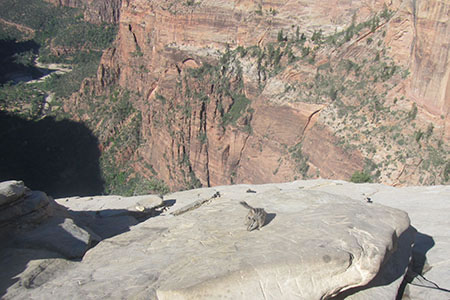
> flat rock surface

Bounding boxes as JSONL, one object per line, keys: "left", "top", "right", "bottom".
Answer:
{"left": 54, "top": 194, "right": 164, "bottom": 239}
{"left": 6, "top": 181, "right": 411, "bottom": 299}
{"left": 56, "top": 194, "right": 163, "bottom": 216}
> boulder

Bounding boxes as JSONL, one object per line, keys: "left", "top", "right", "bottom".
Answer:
{"left": 0, "top": 180, "right": 162, "bottom": 254}
{"left": 290, "top": 180, "right": 450, "bottom": 299}
{"left": 0, "top": 180, "right": 26, "bottom": 206}
{"left": 371, "top": 185, "right": 450, "bottom": 300}
{"left": 6, "top": 182, "right": 413, "bottom": 299}
{"left": 0, "top": 191, "right": 52, "bottom": 227}
{"left": 0, "top": 181, "right": 102, "bottom": 298}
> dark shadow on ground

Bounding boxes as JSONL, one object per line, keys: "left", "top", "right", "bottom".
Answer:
{"left": 161, "top": 199, "right": 176, "bottom": 208}
{"left": 153, "top": 199, "right": 176, "bottom": 218}
{"left": 0, "top": 246, "right": 65, "bottom": 297}
{"left": 0, "top": 38, "right": 43, "bottom": 84}
{"left": 0, "top": 111, "right": 104, "bottom": 197}
{"left": 265, "top": 213, "right": 276, "bottom": 226}
{"left": 66, "top": 199, "right": 175, "bottom": 239}
{"left": 0, "top": 39, "right": 39, "bottom": 59}
{"left": 410, "top": 232, "right": 435, "bottom": 275}
{"left": 396, "top": 231, "right": 439, "bottom": 298}
{"left": 331, "top": 225, "right": 417, "bottom": 299}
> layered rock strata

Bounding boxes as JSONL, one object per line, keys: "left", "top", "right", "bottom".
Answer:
{"left": 67, "top": 0, "right": 449, "bottom": 190}
{"left": 44, "top": 0, "right": 121, "bottom": 24}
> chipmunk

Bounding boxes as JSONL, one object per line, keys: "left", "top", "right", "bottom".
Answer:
{"left": 240, "top": 201, "right": 267, "bottom": 231}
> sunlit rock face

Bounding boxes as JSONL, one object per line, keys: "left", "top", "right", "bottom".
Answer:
{"left": 66, "top": 0, "right": 449, "bottom": 190}
{"left": 44, "top": 0, "right": 122, "bottom": 24}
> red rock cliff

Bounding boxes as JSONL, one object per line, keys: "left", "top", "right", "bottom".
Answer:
{"left": 69, "top": 0, "right": 450, "bottom": 190}
{"left": 45, "top": 0, "right": 121, "bottom": 24}
{"left": 410, "top": 0, "right": 449, "bottom": 120}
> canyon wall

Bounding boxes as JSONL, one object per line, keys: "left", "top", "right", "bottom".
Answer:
{"left": 67, "top": 0, "right": 449, "bottom": 191}
{"left": 386, "top": 0, "right": 449, "bottom": 136}
{"left": 410, "top": 0, "right": 449, "bottom": 119}
{"left": 44, "top": 0, "right": 121, "bottom": 24}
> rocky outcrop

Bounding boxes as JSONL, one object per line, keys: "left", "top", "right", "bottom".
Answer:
{"left": 0, "top": 180, "right": 98, "bottom": 259}
{"left": 300, "top": 180, "right": 450, "bottom": 300}
{"left": 2, "top": 179, "right": 449, "bottom": 299}
{"left": 0, "top": 180, "right": 26, "bottom": 205}
{"left": 44, "top": 0, "right": 121, "bottom": 24}
{"left": 0, "top": 180, "right": 163, "bottom": 296}
{"left": 0, "top": 180, "right": 98, "bottom": 296}
{"left": 368, "top": 185, "right": 450, "bottom": 300}
{"left": 2, "top": 180, "right": 415, "bottom": 299}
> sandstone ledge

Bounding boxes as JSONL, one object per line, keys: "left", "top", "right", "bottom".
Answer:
{"left": 3, "top": 180, "right": 415, "bottom": 299}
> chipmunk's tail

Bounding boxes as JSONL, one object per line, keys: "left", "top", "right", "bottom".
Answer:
{"left": 240, "top": 201, "right": 253, "bottom": 210}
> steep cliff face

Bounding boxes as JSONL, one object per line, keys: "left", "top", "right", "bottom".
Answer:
{"left": 410, "top": 0, "right": 449, "bottom": 118}
{"left": 68, "top": 0, "right": 449, "bottom": 191}
{"left": 44, "top": 0, "right": 121, "bottom": 24}
{"left": 385, "top": 0, "right": 449, "bottom": 137}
